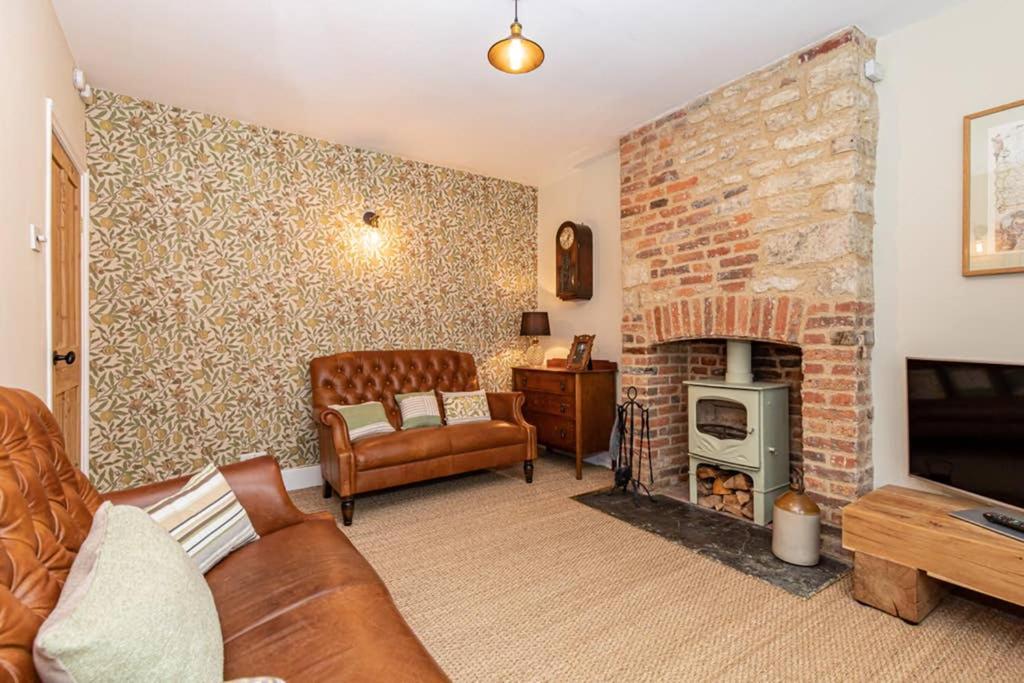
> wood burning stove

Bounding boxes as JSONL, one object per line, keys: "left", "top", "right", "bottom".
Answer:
{"left": 686, "top": 341, "right": 789, "bottom": 524}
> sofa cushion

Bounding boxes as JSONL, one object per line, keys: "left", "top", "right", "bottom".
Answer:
{"left": 440, "top": 390, "right": 491, "bottom": 425}
{"left": 353, "top": 426, "right": 452, "bottom": 470}
{"left": 206, "top": 520, "right": 384, "bottom": 641}
{"left": 446, "top": 420, "right": 529, "bottom": 453}
{"left": 396, "top": 391, "right": 442, "bottom": 429}
{"left": 329, "top": 401, "right": 395, "bottom": 441}
{"left": 34, "top": 503, "right": 223, "bottom": 683}
{"left": 146, "top": 463, "right": 259, "bottom": 573}
{"left": 206, "top": 520, "right": 446, "bottom": 682}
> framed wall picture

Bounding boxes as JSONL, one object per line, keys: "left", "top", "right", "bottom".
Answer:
{"left": 566, "top": 334, "right": 595, "bottom": 371}
{"left": 963, "top": 99, "right": 1024, "bottom": 276}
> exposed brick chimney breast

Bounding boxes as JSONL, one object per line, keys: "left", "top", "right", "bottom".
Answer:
{"left": 619, "top": 28, "right": 878, "bottom": 529}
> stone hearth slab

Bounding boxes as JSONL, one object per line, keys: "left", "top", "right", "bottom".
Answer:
{"left": 573, "top": 488, "right": 848, "bottom": 598}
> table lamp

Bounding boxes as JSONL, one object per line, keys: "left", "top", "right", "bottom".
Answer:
{"left": 520, "top": 311, "right": 550, "bottom": 367}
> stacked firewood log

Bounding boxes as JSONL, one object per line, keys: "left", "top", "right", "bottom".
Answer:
{"left": 694, "top": 464, "right": 754, "bottom": 520}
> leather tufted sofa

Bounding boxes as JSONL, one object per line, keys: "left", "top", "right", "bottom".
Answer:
{"left": 310, "top": 349, "right": 537, "bottom": 524}
{"left": 0, "top": 386, "right": 447, "bottom": 682}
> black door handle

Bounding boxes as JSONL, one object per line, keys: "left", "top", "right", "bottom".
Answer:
{"left": 53, "top": 350, "right": 76, "bottom": 366}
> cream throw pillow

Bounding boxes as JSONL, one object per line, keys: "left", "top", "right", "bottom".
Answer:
{"left": 441, "top": 390, "right": 492, "bottom": 425}
{"left": 34, "top": 502, "right": 223, "bottom": 682}
{"left": 147, "top": 463, "right": 259, "bottom": 573}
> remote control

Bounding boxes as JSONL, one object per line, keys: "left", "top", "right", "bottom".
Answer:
{"left": 982, "top": 511, "right": 1024, "bottom": 534}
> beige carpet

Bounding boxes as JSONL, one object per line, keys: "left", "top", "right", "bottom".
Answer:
{"left": 290, "top": 457, "right": 1023, "bottom": 682}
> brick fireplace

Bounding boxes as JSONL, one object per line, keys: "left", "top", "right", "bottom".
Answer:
{"left": 618, "top": 28, "right": 877, "bottom": 529}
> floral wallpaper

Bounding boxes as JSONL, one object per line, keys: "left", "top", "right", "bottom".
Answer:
{"left": 87, "top": 90, "right": 537, "bottom": 491}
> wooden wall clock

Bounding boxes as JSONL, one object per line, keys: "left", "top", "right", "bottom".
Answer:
{"left": 555, "top": 220, "right": 593, "bottom": 300}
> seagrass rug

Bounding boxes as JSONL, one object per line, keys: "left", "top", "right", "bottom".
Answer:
{"left": 291, "top": 456, "right": 1024, "bottom": 682}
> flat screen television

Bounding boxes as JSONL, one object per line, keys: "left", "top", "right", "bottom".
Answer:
{"left": 907, "top": 358, "right": 1024, "bottom": 510}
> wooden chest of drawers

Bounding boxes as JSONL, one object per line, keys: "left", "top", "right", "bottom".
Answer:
{"left": 512, "top": 360, "right": 617, "bottom": 479}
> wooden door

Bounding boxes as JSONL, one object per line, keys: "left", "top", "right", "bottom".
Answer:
{"left": 51, "top": 134, "right": 82, "bottom": 466}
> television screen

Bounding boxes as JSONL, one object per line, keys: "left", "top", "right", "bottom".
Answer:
{"left": 907, "top": 358, "right": 1024, "bottom": 509}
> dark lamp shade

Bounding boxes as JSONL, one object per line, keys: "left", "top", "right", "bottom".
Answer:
{"left": 519, "top": 311, "right": 550, "bottom": 337}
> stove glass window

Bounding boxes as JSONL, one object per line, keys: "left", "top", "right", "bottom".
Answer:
{"left": 695, "top": 397, "right": 748, "bottom": 440}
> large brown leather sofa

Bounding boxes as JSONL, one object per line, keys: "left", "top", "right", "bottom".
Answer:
{"left": 0, "top": 386, "right": 447, "bottom": 682}
{"left": 311, "top": 349, "right": 537, "bottom": 524}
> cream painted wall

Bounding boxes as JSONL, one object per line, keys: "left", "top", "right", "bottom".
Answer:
{"left": 873, "top": 0, "right": 1024, "bottom": 489}
{"left": 537, "top": 150, "right": 621, "bottom": 465}
{"left": 536, "top": 151, "right": 622, "bottom": 367}
{"left": 0, "top": 1, "right": 85, "bottom": 396}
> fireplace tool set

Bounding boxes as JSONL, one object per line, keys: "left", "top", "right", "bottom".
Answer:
{"left": 612, "top": 386, "right": 654, "bottom": 500}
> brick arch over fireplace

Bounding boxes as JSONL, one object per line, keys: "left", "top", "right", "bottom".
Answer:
{"left": 644, "top": 294, "right": 808, "bottom": 347}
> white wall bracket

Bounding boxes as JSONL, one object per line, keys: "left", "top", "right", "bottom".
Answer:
{"left": 30, "top": 224, "right": 47, "bottom": 252}
{"left": 865, "top": 59, "right": 885, "bottom": 83}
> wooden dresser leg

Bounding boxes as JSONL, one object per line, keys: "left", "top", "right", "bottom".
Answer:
{"left": 574, "top": 447, "right": 583, "bottom": 480}
{"left": 852, "top": 552, "right": 947, "bottom": 624}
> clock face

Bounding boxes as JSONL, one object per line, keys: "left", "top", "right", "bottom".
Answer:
{"left": 558, "top": 226, "right": 575, "bottom": 250}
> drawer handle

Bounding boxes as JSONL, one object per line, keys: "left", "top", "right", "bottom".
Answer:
{"left": 559, "top": 381, "right": 566, "bottom": 391}
{"left": 559, "top": 429, "right": 567, "bottom": 439}
{"left": 559, "top": 403, "right": 567, "bottom": 414}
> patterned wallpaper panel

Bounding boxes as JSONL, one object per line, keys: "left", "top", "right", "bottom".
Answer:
{"left": 87, "top": 90, "right": 537, "bottom": 491}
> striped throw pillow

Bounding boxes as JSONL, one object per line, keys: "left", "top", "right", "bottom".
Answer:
{"left": 396, "top": 391, "right": 442, "bottom": 429}
{"left": 441, "top": 390, "right": 492, "bottom": 425}
{"left": 329, "top": 401, "right": 395, "bottom": 441}
{"left": 146, "top": 464, "right": 259, "bottom": 573}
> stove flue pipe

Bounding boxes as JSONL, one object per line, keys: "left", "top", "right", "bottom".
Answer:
{"left": 725, "top": 340, "right": 753, "bottom": 384}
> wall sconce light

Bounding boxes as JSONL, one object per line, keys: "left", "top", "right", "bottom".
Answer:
{"left": 361, "top": 211, "right": 383, "bottom": 254}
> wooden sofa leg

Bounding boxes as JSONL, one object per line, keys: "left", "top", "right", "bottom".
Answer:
{"left": 524, "top": 460, "right": 534, "bottom": 484}
{"left": 322, "top": 480, "right": 333, "bottom": 499}
{"left": 341, "top": 496, "right": 355, "bottom": 526}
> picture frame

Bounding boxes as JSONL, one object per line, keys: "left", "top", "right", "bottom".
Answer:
{"left": 565, "top": 334, "right": 595, "bottom": 371}
{"left": 963, "top": 98, "right": 1024, "bottom": 277}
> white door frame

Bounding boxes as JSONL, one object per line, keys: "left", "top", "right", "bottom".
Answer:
{"left": 45, "top": 98, "right": 91, "bottom": 476}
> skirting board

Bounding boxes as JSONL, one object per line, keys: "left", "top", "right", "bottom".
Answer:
{"left": 281, "top": 464, "right": 322, "bottom": 491}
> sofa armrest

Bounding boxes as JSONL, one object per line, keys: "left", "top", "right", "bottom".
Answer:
{"left": 318, "top": 407, "right": 356, "bottom": 497}
{"left": 486, "top": 391, "right": 527, "bottom": 424}
{"left": 487, "top": 392, "right": 537, "bottom": 463}
{"left": 102, "top": 456, "right": 312, "bottom": 536}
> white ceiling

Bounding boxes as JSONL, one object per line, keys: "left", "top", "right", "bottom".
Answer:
{"left": 53, "top": 0, "right": 957, "bottom": 186}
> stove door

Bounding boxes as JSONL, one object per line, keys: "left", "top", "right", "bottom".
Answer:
{"left": 689, "top": 389, "right": 761, "bottom": 468}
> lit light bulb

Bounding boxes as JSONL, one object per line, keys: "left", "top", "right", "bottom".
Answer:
{"left": 508, "top": 38, "right": 525, "bottom": 72}
{"left": 363, "top": 229, "right": 382, "bottom": 252}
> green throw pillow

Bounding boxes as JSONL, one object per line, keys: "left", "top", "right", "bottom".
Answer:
{"left": 34, "top": 502, "right": 223, "bottom": 682}
{"left": 396, "top": 391, "right": 443, "bottom": 429}
{"left": 329, "top": 401, "right": 396, "bottom": 441}
{"left": 441, "top": 390, "right": 492, "bottom": 425}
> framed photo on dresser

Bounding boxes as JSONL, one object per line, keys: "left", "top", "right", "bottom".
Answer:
{"left": 565, "top": 334, "right": 595, "bottom": 371}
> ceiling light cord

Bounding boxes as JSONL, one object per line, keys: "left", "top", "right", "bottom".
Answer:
{"left": 514, "top": 0, "right": 519, "bottom": 23}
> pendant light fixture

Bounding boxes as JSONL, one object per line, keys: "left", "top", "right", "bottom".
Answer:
{"left": 487, "top": 0, "right": 545, "bottom": 74}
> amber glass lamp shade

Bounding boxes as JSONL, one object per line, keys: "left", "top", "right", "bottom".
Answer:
{"left": 488, "top": 21, "right": 545, "bottom": 74}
